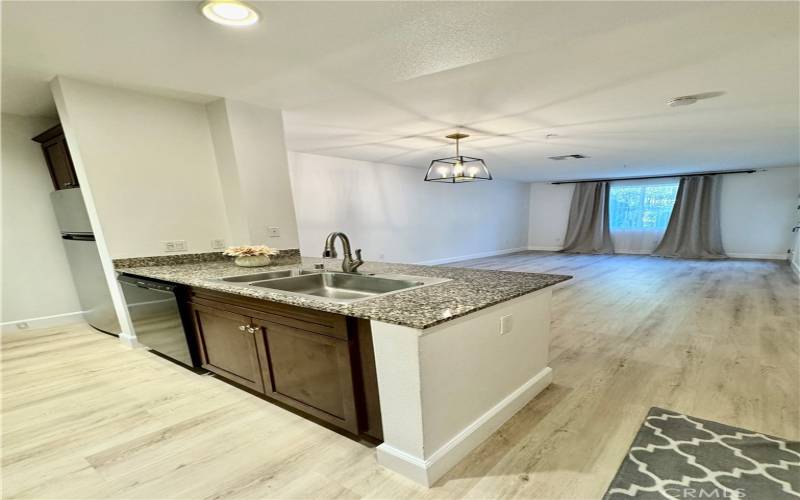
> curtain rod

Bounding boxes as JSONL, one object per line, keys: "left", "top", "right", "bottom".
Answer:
{"left": 550, "top": 169, "right": 757, "bottom": 185}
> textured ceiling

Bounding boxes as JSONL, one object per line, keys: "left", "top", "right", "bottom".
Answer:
{"left": 3, "top": 1, "right": 798, "bottom": 181}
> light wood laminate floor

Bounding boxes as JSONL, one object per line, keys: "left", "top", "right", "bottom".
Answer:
{"left": 3, "top": 252, "right": 798, "bottom": 499}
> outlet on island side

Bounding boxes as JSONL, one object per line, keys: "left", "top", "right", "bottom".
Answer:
{"left": 211, "top": 239, "right": 226, "bottom": 250}
{"left": 267, "top": 226, "right": 280, "bottom": 238}
{"left": 500, "top": 314, "right": 514, "bottom": 335}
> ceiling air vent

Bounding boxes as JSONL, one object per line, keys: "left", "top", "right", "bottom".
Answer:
{"left": 548, "top": 154, "right": 588, "bottom": 161}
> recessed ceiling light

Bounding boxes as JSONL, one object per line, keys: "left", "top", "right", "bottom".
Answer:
{"left": 201, "top": 0, "right": 260, "bottom": 27}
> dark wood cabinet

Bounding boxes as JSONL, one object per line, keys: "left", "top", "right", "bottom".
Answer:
{"left": 189, "top": 304, "right": 265, "bottom": 393}
{"left": 258, "top": 321, "right": 358, "bottom": 434}
{"left": 185, "top": 288, "right": 380, "bottom": 439}
{"left": 32, "top": 124, "right": 79, "bottom": 191}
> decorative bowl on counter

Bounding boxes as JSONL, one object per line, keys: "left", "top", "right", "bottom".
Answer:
{"left": 223, "top": 245, "right": 278, "bottom": 268}
{"left": 234, "top": 255, "right": 270, "bottom": 267}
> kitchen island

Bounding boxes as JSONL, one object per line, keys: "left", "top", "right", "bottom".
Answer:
{"left": 117, "top": 255, "right": 570, "bottom": 487}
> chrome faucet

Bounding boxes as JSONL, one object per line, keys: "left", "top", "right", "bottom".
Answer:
{"left": 323, "top": 232, "right": 364, "bottom": 273}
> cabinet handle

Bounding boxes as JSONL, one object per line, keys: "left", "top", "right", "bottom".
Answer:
{"left": 238, "top": 325, "right": 246, "bottom": 331}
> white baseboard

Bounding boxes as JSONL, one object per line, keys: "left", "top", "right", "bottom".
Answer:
{"left": 375, "top": 444, "right": 430, "bottom": 486}
{"left": 376, "top": 366, "right": 553, "bottom": 487}
{"left": 529, "top": 246, "right": 653, "bottom": 254}
{"left": 527, "top": 248, "right": 790, "bottom": 261}
{"left": 416, "top": 247, "right": 529, "bottom": 266}
{"left": 791, "top": 257, "right": 800, "bottom": 279}
{"left": 527, "top": 245, "right": 564, "bottom": 252}
{"left": 119, "top": 333, "right": 140, "bottom": 348}
{"left": 0, "top": 310, "right": 86, "bottom": 333}
{"left": 726, "top": 252, "right": 789, "bottom": 260}
{"left": 613, "top": 249, "right": 655, "bottom": 255}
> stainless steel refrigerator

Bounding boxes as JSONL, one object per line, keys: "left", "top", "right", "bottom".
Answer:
{"left": 51, "top": 188, "right": 121, "bottom": 335}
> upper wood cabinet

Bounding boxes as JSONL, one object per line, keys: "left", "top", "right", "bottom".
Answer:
{"left": 32, "top": 124, "right": 79, "bottom": 191}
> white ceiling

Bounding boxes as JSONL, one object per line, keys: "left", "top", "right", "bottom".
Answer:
{"left": 3, "top": 1, "right": 798, "bottom": 182}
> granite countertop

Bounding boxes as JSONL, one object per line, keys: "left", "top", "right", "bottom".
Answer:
{"left": 116, "top": 257, "right": 571, "bottom": 330}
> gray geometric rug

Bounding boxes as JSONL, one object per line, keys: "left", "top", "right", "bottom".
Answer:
{"left": 604, "top": 407, "right": 800, "bottom": 499}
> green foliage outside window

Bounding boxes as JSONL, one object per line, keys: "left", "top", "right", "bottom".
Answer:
{"left": 609, "top": 183, "right": 678, "bottom": 231}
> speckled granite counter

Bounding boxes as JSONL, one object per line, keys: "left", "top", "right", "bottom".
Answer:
{"left": 116, "top": 258, "right": 571, "bottom": 330}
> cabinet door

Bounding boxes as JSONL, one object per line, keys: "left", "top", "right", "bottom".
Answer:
{"left": 190, "top": 304, "right": 265, "bottom": 393}
{"left": 42, "top": 139, "right": 78, "bottom": 190}
{"left": 258, "top": 322, "right": 358, "bottom": 434}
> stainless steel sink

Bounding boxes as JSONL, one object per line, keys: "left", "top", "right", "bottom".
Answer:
{"left": 250, "top": 272, "right": 426, "bottom": 302}
{"left": 210, "top": 268, "right": 449, "bottom": 304}
{"left": 218, "top": 269, "right": 315, "bottom": 282}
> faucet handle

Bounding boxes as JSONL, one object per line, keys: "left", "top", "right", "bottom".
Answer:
{"left": 353, "top": 249, "right": 364, "bottom": 272}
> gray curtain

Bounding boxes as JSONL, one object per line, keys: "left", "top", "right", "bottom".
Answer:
{"left": 653, "top": 175, "right": 726, "bottom": 259}
{"left": 562, "top": 181, "right": 614, "bottom": 254}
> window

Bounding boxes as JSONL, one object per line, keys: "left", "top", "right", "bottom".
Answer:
{"left": 609, "top": 181, "right": 679, "bottom": 232}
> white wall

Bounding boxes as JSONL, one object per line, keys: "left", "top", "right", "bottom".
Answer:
{"left": 207, "top": 99, "right": 251, "bottom": 246}
{"left": 51, "top": 79, "right": 308, "bottom": 343}
{"left": 528, "top": 182, "right": 574, "bottom": 251}
{"left": 527, "top": 167, "right": 800, "bottom": 259}
{"left": 719, "top": 167, "right": 799, "bottom": 259}
{"left": 372, "top": 290, "right": 553, "bottom": 486}
{"left": 1, "top": 113, "right": 82, "bottom": 326}
{"left": 792, "top": 191, "right": 800, "bottom": 276}
{"left": 207, "top": 99, "right": 300, "bottom": 249}
{"left": 288, "top": 152, "right": 530, "bottom": 264}
{"left": 53, "top": 78, "right": 231, "bottom": 259}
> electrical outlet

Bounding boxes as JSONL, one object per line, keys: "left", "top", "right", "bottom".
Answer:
{"left": 267, "top": 226, "right": 280, "bottom": 238}
{"left": 500, "top": 314, "right": 514, "bottom": 335}
{"left": 211, "top": 239, "right": 226, "bottom": 250}
{"left": 162, "top": 240, "right": 187, "bottom": 252}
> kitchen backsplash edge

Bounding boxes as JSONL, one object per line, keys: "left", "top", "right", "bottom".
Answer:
{"left": 112, "top": 249, "right": 302, "bottom": 269}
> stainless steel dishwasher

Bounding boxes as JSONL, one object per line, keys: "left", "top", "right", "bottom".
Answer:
{"left": 118, "top": 275, "right": 200, "bottom": 368}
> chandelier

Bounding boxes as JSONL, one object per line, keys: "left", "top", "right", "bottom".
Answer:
{"left": 424, "top": 133, "right": 493, "bottom": 183}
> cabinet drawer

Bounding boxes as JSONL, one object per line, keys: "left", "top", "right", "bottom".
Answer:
{"left": 259, "top": 322, "right": 358, "bottom": 434}
{"left": 190, "top": 290, "right": 347, "bottom": 340}
{"left": 190, "top": 304, "right": 265, "bottom": 393}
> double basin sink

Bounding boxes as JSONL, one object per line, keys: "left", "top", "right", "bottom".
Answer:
{"left": 211, "top": 268, "right": 448, "bottom": 304}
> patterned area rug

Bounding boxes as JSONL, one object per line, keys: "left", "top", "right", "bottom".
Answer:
{"left": 604, "top": 407, "right": 800, "bottom": 499}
